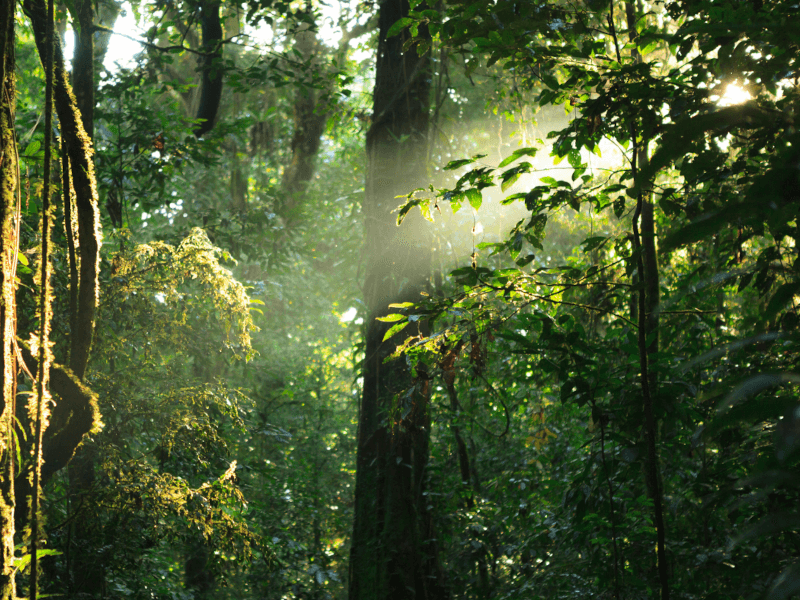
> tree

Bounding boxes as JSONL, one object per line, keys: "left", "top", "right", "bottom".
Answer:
{"left": 348, "top": 0, "right": 449, "bottom": 597}
{"left": 0, "top": 0, "right": 19, "bottom": 594}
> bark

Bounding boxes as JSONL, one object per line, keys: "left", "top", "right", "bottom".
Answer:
{"left": 72, "top": 0, "right": 93, "bottom": 140}
{"left": 194, "top": 0, "right": 223, "bottom": 138}
{"left": 349, "top": 1, "right": 447, "bottom": 598}
{"left": 15, "top": 350, "right": 100, "bottom": 500}
{"left": 24, "top": 0, "right": 101, "bottom": 382}
{"left": 21, "top": 8, "right": 103, "bottom": 598}
{"left": 0, "top": 2, "right": 17, "bottom": 595}
{"left": 623, "top": 2, "right": 668, "bottom": 597}
{"left": 25, "top": 0, "right": 101, "bottom": 382}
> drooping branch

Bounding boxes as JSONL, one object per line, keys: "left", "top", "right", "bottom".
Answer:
{"left": 15, "top": 344, "right": 101, "bottom": 531}
{"left": 18, "top": 346, "right": 101, "bottom": 480}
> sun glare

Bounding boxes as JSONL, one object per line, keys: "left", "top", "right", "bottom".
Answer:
{"left": 718, "top": 83, "right": 753, "bottom": 106}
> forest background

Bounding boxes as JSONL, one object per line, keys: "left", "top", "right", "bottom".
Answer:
{"left": 0, "top": 0, "right": 798, "bottom": 597}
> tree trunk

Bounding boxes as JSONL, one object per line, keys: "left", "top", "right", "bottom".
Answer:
{"left": 72, "top": 0, "right": 93, "bottom": 140}
{"left": 194, "top": 0, "right": 223, "bottom": 138}
{"left": 0, "top": 2, "right": 18, "bottom": 596}
{"left": 348, "top": 1, "right": 447, "bottom": 598}
{"left": 280, "top": 20, "right": 327, "bottom": 225}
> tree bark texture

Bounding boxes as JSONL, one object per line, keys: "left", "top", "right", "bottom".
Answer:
{"left": 623, "top": 2, "right": 668, "bottom": 597}
{"left": 194, "top": 0, "right": 223, "bottom": 138}
{"left": 72, "top": 0, "right": 93, "bottom": 140}
{"left": 348, "top": 1, "right": 448, "bottom": 599}
{"left": 24, "top": 0, "right": 101, "bottom": 382}
{"left": 0, "top": 3, "right": 17, "bottom": 596}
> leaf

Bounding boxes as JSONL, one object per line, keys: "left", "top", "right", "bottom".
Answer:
{"left": 444, "top": 158, "right": 475, "bottom": 171}
{"left": 466, "top": 188, "right": 482, "bottom": 211}
{"left": 24, "top": 140, "right": 41, "bottom": 157}
{"left": 376, "top": 313, "right": 405, "bottom": 322}
{"left": 382, "top": 321, "right": 410, "bottom": 342}
{"left": 387, "top": 17, "right": 413, "bottom": 38}
{"left": 716, "top": 373, "right": 800, "bottom": 413}
{"left": 632, "top": 102, "right": 778, "bottom": 198}
{"left": 581, "top": 236, "right": 608, "bottom": 252}
{"left": 567, "top": 194, "right": 580, "bottom": 212}
{"left": 396, "top": 199, "right": 421, "bottom": 225}
{"left": 388, "top": 302, "right": 415, "bottom": 308}
{"left": 501, "top": 172, "right": 521, "bottom": 192}
{"left": 13, "top": 549, "right": 62, "bottom": 573}
{"left": 498, "top": 147, "right": 538, "bottom": 168}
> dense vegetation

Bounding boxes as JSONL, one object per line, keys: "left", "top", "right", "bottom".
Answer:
{"left": 0, "top": 0, "right": 799, "bottom": 597}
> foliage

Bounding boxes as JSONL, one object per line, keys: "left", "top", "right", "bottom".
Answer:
{"left": 5, "top": 0, "right": 800, "bottom": 596}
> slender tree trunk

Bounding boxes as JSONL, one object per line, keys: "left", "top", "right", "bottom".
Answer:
{"left": 0, "top": 3, "right": 18, "bottom": 596}
{"left": 349, "top": 2, "right": 447, "bottom": 599}
{"left": 623, "top": 2, "right": 668, "bottom": 597}
{"left": 281, "top": 20, "right": 327, "bottom": 223}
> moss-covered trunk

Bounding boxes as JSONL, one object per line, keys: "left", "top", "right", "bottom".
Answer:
{"left": 0, "top": 2, "right": 17, "bottom": 596}
{"left": 348, "top": 1, "right": 447, "bottom": 598}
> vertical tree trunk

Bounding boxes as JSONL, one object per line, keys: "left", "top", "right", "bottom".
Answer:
{"left": 349, "top": 2, "right": 447, "bottom": 599}
{"left": 281, "top": 20, "right": 327, "bottom": 225}
{"left": 72, "top": 0, "right": 93, "bottom": 140}
{"left": 623, "top": 2, "right": 668, "bottom": 597}
{"left": 23, "top": 5, "right": 103, "bottom": 598}
{"left": 194, "top": 0, "right": 223, "bottom": 138}
{"left": 0, "top": 2, "right": 17, "bottom": 596}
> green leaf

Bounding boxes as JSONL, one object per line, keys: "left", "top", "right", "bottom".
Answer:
{"left": 501, "top": 172, "right": 521, "bottom": 192}
{"left": 466, "top": 188, "right": 482, "bottom": 211}
{"left": 613, "top": 197, "right": 625, "bottom": 218}
{"left": 498, "top": 147, "right": 538, "bottom": 168}
{"left": 13, "top": 548, "right": 62, "bottom": 573}
{"left": 376, "top": 313, "right": 405, "bottom": 322}
{"left": 382, "top": 321, "right": 410, "bottom": 342}
{"left": 24, "top": 140, "right": 41, "bottom": 157}
{"left": 444, "top": 158, "right": 475, "bottom": 171}
{"left": 387, "top": 17, "right": 414, "bottom": 38}
{"left": 396, "top": 199, "right": 422, "bottom": 225}
{"left": 388, "top": 302, "right": 415, "bottom": 308}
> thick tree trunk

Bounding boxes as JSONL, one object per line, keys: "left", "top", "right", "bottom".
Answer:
{"left": 194, "top": 0, "right": 223, "bottom": 138}
{"left": 21, "top": 6, "right": 103, "bottom": 598}
{"left": 0, "top": 3, "right": 17, "bottom": 596}
{"left": 24, "top": 0, "right": 101, "bottom": 382}
{"left": 72, "top": 0, "right": 93, "bottom": 140}
{"left": 349, "top": 1, "right": 447, "bottom": 599}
